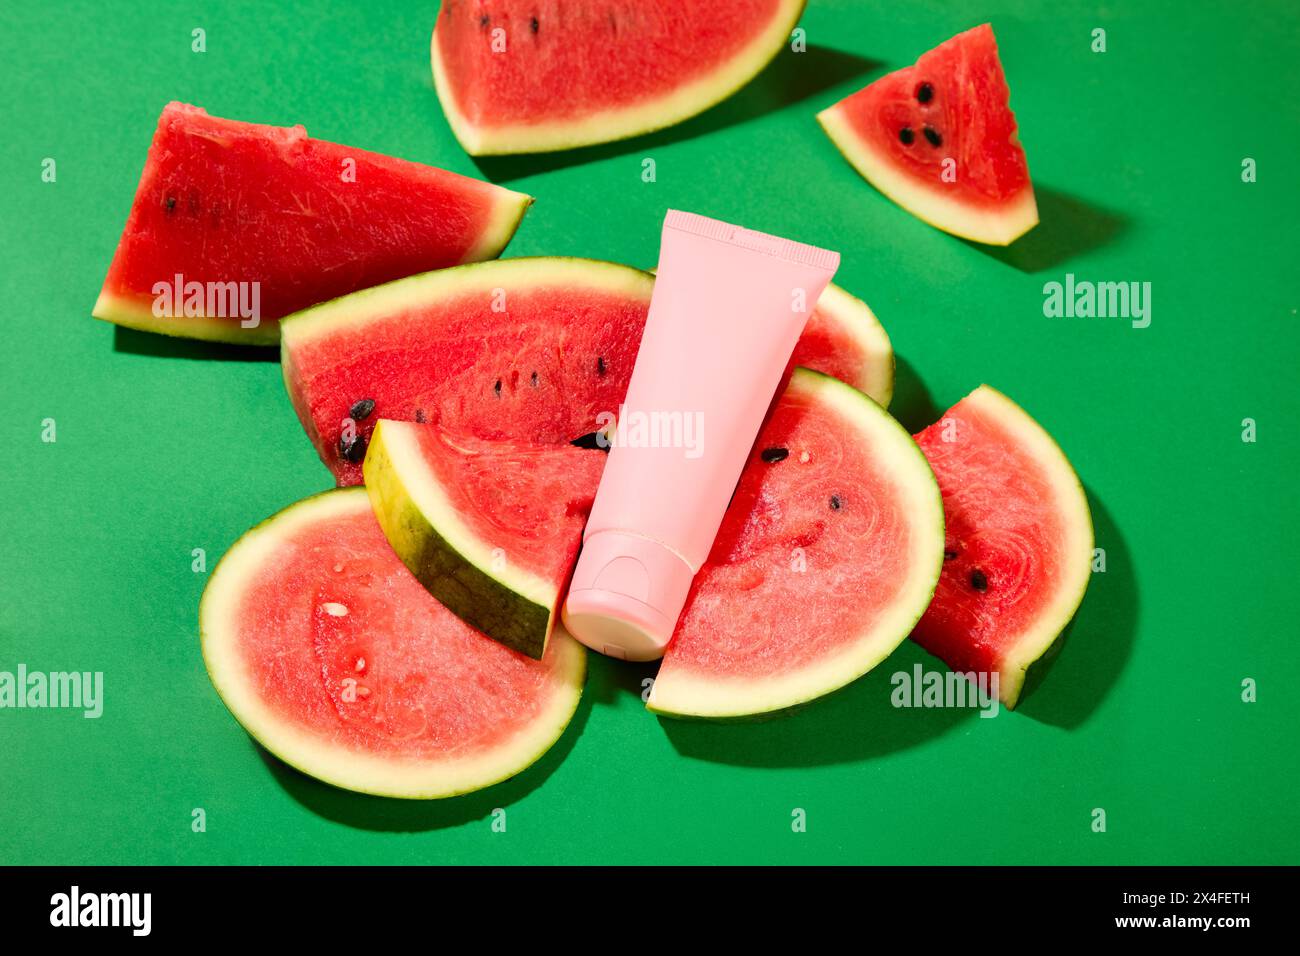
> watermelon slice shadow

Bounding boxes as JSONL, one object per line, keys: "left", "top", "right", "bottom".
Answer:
{"left": 112, "top": 325, "right": 280, "bottom": 363}
{"left": 467, "top": 46, "right": 883, "bottom": 181}
{"left": 880, "top": 355, "right": 941, "bottom": 434}
{"left": 1013, "top": 487, "right": 1136, "bottom": 728}
{"left": 960, "top": 186, "right": 1129, "bottom": 273}
{"left": 657, "top": 641, "right": 971, "bottom": 768}
{"left": 251, "top": 683, "right": 596, "bottom": 830}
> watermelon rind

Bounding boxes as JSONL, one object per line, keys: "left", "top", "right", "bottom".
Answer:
{"left": 936, "top": 385, "right": 1093, "bottom": 708}
{"left": 431, "top": 1, "right": 808, "bottom": 155}
{"left": 646, "top": 368, "right": 945, "bottom": 720}
{"left": 817, "top": 103, "right": 1039, "bottom": 245}
{"left": 280, "top": 256, "right": 654, "bottom": 351}
{"left": 364, "top": 419, "right": 558, "bottom": 660}
{"left": 91, "top": 182, "right": 532, "bottom": 346}
{"left": 199, "top": 488, "right": 586, "bottom": 799}
{"left": 814, "top": 281, "right": 896, "bottom": 407}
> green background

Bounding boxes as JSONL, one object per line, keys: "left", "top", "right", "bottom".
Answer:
{"left": 2, "top": 0, "right": 1297, "bottom": 865}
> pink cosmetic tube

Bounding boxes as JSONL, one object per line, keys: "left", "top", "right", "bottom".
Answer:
{"left": 562, "top": 210, "right": 840, "bottom": 661}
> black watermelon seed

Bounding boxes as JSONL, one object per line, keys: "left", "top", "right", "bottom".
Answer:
{"left": 493, "top": 378, "right": 502, "bottom": 396}
{"left": 829, "top": 495, "right": 842, "bottom": 511}
{"left": 530, "top": 371, "right": 539, "bottom": 387}
{"left": 570, "top": 431, "right": 609, "bottom": 452}
{"left": 916, "top": 82, "right": 934, "bottom": 103}
{"left": 923, "top": 126, "right": 942, "bottom": 147}
{"left": 414, "top": 409, "right": 426, "bottom": 423}
{"left": 760, "top": 447, "right": 790, "bottom": 463}
{"left": 970, "top": 569, "right": 988, "bottom": 592}
{"left": 944, "top": 549, "right": 958, "bottom": 561}
{"left": 597, "top": 356, "right": 607, "bottom": 376}
{"left": 339, "top": 433, "right": 367, "bottom": 464}
{"left": 899, "top": 127, "right": 915, "bottom": 145}
{"left": 530, "top": 16, "right": 539, "bottom": 33}
{"left": 163, "top": 195, "right": 177, "bottom": 214}
{"left": 479, "top": 15, "right": 489, "bottom": 28}
{"left": 349, "top": 398, "right": 375, "bottom": 421}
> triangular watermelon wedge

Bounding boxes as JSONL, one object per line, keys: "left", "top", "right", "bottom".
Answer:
{"left": 94, "top": 103, "right": 531, "bottom": 344}
{"left": 817, "top": 24, "right": 1038, "bottom": 245}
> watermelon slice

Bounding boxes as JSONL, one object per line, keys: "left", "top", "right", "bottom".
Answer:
{"left": 280, "top": 257, "right": 893, "bottom": 486}
{"left": 361, "top": 367, "right": 941, "bottom": 717}
{"left": 647, "top": 369, "right": 944, "bottom": 718}
{"left": 199, "top": 487, "right": 585, "bottom": 798}
{"left": 817, "top": 24, "right": 1038, "bottom": 245}
{"left": 94, "top": 103, "right": 532, "bottom": 345}
{"left": 363, "top": 419, "right": 606, "bottom": 660}
{"left": 431, "top": 0, "right": 808, "bottom": 154}
{"left": 911, "top": 386, "right": 1093, "bottom": 708}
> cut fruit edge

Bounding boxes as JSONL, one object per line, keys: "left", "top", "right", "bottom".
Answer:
{"left": 363, "top": 419, "right": 558, "bottom": 660}
{"left": 280, "top": 256, "right": 653, "bottom": 350}
{"left": 91, "top": 185, "right": 533, "bottom": 345}
{"left": 199, "top": 488, "right": 586, "bottom": 799}
{"left": 812, "top": 281, "right": 896, "bottom": 406}
{"left": 646, "top": 368, "right": 946, "bottom": 719}
{"left": 431, "top": 0, "right": 807, "bottom": 155}
{"left": 816, "top": 105, "right": 1038, "bottom": 246}
{"left": 941, "top": 385, "right": 1093, "bottom": 707}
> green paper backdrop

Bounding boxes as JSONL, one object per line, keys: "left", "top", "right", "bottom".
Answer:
{"left": 2, "top": 0, "right": 1297, "bottom": 865}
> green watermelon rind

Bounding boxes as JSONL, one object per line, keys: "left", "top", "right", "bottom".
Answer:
{"left": 646, "top": 367, "right": 946, "bottom": 720}
{"left": 199, "top": 487, "right": 587, "bottom": 800}
{"left": 91, "top": 183, "right": 533, "bottom": 346}
{"left": 364, "top": 420, "right": 558, "bottom": 660}
{"left": 938, "top": 385, "right": 1094, "bottom": 709}
{"left": 431, "top": 1, "right": 809, "bottom": 155}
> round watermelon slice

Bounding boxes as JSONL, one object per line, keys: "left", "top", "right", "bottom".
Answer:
{"left": 280, "top": 257, "right": 893, "bottom": 486}
{"left": 364, "top": 418, "right": 606, "bottom": 660}
{"left": 816, "top": 24, "right": 1037, "bottom": 245}
{"left": 431, "top": 0, "right": 807, "bottom": 154}
{"left": 911, "top": 386, "right": 1093, "bottom": 708}
{"left": 94, "top": 103, "right": 532, "bottom": 344}
{"left": 647, "top": 369, "right": 945, "bottom": 718}
{"left": 199, "top": 488, "right": 585, "bottom": 798}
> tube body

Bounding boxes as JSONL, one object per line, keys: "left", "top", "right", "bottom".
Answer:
{"left": 562, "top": 210, "right": 839, "bottom": 661}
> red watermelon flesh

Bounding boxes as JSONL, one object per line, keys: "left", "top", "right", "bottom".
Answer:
{"left": 407, "top": 424, "right": 604, "bottom": 584}
{"left": 432, "top": 0, "right": 807, "bottom": 154}
{"left": 817, "top": 24, "right": 1037, "bottom": 244}
{"left": 281, "top": 258, "right": 893, "bottom": 486}
{"left": 361, "top": 415, "right": 607, "bottom": 659}
{"left": 911, "top": 386, "right": 1093, "bottom": 707}
{"left": 362, "top": 368, "right": 942, "bottom": 714}
{"left": 647, "top": 369, "right": 944, "bottom": 718}
{"left": 200, "top": 487, "right": 585, "bottom": 798}
{"left": 94, "top": 103, "right": 531, "bottom": 344}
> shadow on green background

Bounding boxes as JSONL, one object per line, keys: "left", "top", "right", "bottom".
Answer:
{"left": 471, "top": 46, "right": 884, "bottom": 181}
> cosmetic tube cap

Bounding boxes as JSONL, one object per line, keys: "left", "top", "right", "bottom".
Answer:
{"left": 562, "top": 530, "right": 695, "bottom": 661}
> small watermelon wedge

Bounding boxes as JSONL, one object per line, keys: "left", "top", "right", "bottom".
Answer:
{"left": 911, "top": 386, "right": 1093, "bottom": 708}
{"left": 363, "top": 418, "right": 606, "bottom": 660}
{"left": 94, "top": 103, "right": 532, "bottom": 344}
{"left": 200, "top": 488, "right": 585, "bottom": 799}
{"left": 648, "top": 369, "right": 945, "bottom": 718}
{"left": 431, "top": 0, "right": 807, "bottom": 154}
{"left": 817, "top": 24, "right": 1037, "bottom": 245}
{"left": 280, "top": 257, "right": 892, "bottom": 486}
